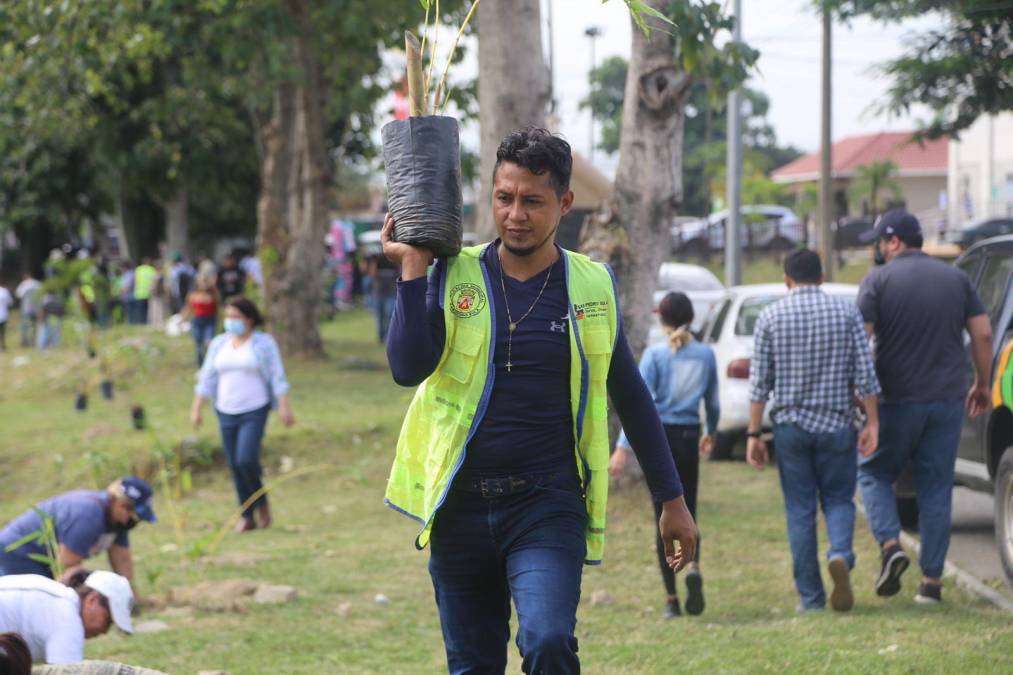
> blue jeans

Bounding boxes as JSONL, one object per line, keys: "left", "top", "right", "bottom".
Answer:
{"left": 858, "top": 399, "right": 964, "bottom": 579}
{"left": 773, "top": 423, "right": 858, "bottom": 609}
{"left": 37, "top": 316, "right": 61, "bottom": 350}
{"left": 428, "top": 473, "right": 586, "bottom": 674}
{"left": 216, "top": 404, "right": 271, "bottom": 518}
{"left": 0, "top": 551, "right": 52, "bottom": 577}
{"left": 375, "top": 293, "right": 396, "bottom": 343}
{"left": 191, "top": 316, "right": 217, "bottom": 367}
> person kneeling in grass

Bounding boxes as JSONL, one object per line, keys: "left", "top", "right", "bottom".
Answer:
{"left": 0, "top": 478, "right": 156, "bottom": 590}
{"left": 0, "top": 571, "right": 132, "bottom": 664}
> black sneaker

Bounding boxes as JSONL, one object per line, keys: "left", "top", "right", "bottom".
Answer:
{"left": 684, "top": 569, "right": 705, "bottom": 616}
{"left": 875, "top": 544, "right": 910, "bottom": 597}
{"left": 914, "top": 582, "right": 943, "bottom": 604}
{"left": 663, "top": 598, "right": 682, "bottom": 619}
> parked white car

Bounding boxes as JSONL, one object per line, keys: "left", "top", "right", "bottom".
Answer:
{"left": 647, "top": 263, "right": 726, "bottom": 345}
{"left": 671, "top": 205, "right": 804, "bottom": 255}
{"left": 700, "top": 282, "right": 860, "bottom": 460}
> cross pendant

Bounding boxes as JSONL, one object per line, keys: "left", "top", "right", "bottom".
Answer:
{"left": 506, "top": 361, "right": 512, "bottom": 372}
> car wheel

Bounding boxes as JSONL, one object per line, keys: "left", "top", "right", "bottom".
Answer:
{"left": 994, "top": 446, "right": 1013, "bottom": 585}
{"left": 710, "top": 432, "right": 740, "bottom": 461}
{"left": 896, "top": 495, "right": 919, "bottom": 531}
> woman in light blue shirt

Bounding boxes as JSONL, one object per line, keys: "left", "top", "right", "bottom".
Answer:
{"left": 610, "top": 291, "right": 719, "bottom": 618}
{"left": 191, "top": 297, "right": 295, "bottom": 532}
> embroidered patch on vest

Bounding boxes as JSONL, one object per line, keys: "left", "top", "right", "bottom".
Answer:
{"left": 449, "top": 283, "right": 487, "bottom": 318}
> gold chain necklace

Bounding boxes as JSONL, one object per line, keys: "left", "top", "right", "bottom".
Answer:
{"left": 497, "top": 253, "right": 555, "bottom": 373}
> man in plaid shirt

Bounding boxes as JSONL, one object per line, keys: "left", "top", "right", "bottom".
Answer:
{"left": 747, "top": 249, "right": 881, "bottom": 613}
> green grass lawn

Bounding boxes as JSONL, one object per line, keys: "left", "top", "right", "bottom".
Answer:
{"left": 674, "top": 252, "right": 874, "bottom": 287}
{"left": 1, "top": 308, "right": 1010, "bottom": 674}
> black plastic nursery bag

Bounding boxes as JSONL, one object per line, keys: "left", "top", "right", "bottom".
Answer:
{"left": 381, "top": 115, "right": 463, "bottom": 258}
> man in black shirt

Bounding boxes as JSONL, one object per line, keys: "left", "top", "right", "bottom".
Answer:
{"left": 216, "top": 254, "right": 246, "bottom": 300}
{"left": 857, "top": 209, "right": 993, "bottom": 604}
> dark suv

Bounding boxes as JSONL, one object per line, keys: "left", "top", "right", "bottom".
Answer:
{"left": 950, "top": 236, "right": 1013, "bottom": 583}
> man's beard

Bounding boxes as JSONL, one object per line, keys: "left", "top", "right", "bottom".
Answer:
{"left": 502, "top": 224, "right": 558, "bottom": 257}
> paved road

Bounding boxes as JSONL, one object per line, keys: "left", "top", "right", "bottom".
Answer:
{"left": 943, "top": 487, "right": 1012, "bottom": 600}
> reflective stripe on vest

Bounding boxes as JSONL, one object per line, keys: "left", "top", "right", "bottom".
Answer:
{"left": 384, "top": 243, "right": 619, "bottom": 564}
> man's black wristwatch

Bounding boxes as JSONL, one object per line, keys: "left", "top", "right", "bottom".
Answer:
{"left": 746, "top": 430, "right": 762, "bottom": 439}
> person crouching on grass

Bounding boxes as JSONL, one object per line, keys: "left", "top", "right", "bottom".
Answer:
{"left": 747, "top": 249, "right": 881, "bottom": 613}
{"left": 610, "top": 291, "right": 719, "bottom": 618}
{"left": 191, "top": 297, "right": 295, "bottom": 533}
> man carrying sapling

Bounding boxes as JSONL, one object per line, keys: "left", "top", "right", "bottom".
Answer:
{"left": 382, "top": 127, "right": 697, "bottom": 674}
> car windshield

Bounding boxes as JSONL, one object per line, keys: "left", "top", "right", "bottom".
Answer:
{"left": 734, "top": 295, "right": 783, "bottom": 335}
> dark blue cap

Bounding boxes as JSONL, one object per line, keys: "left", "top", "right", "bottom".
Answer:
{"left": 121, "top": 476, "right": 157, "bottom": 523}
{"left": 860, "top": 208, "right": 922, "bottom": 243}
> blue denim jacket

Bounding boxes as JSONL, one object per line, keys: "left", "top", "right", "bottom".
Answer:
{"left": 195, "top": 331, "right": 291, "bottom": 409}
{"left": 617, "top": 339, "right": 720, "bottom": 446}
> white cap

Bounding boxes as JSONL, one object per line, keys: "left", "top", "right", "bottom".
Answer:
{"left": 84, "top": 571, "right": 134, "bottom": 634}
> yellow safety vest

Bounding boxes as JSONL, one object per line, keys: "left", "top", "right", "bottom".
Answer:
{"left": 385, "top": 243, "right": 619, "bottom": 564}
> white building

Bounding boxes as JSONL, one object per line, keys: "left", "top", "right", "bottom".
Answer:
{"left": 948, "top": 113, "right": 1013, "bottom": 227}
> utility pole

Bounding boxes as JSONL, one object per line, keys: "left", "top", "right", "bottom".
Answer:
{"left": 725, "top": 0, "right": 743, "bottom": 287}
{"left": 819, "top": 3, "right": 834, "bottom": 280}
{"left": 585, "top": 25, "right": 602, "bottom": 164}
{"left": 547, "top": 0, "right": 556, "bottom": 113}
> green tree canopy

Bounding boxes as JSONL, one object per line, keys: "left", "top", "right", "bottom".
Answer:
{"left": 826, "top": 0, "right": 1013, "bottom": 139}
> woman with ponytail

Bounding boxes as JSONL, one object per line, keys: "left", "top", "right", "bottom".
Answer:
{"left": 609, "top": 291, "right": 720, "bottom": 618}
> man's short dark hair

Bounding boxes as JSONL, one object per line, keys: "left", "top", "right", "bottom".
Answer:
{"left": 494, "top": 127, "right": 572, "bottom": 197}
{"left": 784, "top": 248, "right": 822, "bottom": 284}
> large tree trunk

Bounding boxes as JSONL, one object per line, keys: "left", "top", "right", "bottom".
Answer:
{"left": 580, "top": 3, "right": 692, "bottom": 360}
{"left": 164, "top": 187, "right": 189, "bottom": 259}
{"left": 475, "top": 0, "right": 550, "bottom": 240}
{"left": 254, "top": 0, "right": 330, "bottom": 358}
{"left": 116, "top": 187, "right": 163, "bottom": 263}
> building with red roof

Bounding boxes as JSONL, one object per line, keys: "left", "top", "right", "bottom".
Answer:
{"left": 771, "top": 131, "right": 948, "bottom": 227}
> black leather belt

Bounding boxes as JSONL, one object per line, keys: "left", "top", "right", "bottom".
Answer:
{"left": 455, "top": 472, "right": 567, "bottom": 498}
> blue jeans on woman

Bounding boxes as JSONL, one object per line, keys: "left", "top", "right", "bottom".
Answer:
{"left": 191, "top": 316, "right": 217, "bottom": 367}
{"left": 773, "top": 423, "right": 858, "bottom": 610}
{"left": 216, "top": 404, "right": 271, "bottom": 518}
{"left": 428, "top": 471, "right": 586, "bottom": 675}
{"left": 858, "top": 399, "right": 964, "bottom": 579}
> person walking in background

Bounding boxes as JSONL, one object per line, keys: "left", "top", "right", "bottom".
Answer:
{"left": 15, "top": 273, "right": 41, "bottom": 348}
{"left": 609, "top": 291, "right": 719, "bottom": 619}
{"left": 168, "top": 252, "right": 195, "bottom": 315}
{"left": 0, "top": 284, "right": 12, "bottom": 351}
{"left": 131, "top": 258, "right": 157, "bottom": 325}
{"left": 183, "top": 274, "right": 219, "bottom": 367}
{"left": 216, "top": 254, "right": 246, "bottom": 301}
{"left": 856, "top": 209, "right": 993, "bottom": 604}
{"left": 37, "top": 291, "right": 65, "bottom": 351}
{"left": 747, "top": 249, "right": 881, "bottom": 613}
{"left": 367, "top": 251, "right": 399, "bottom": 343}
{"left": 0, "top": 477, "right": 156, "bottom": 586}
{"left": 191, "top": 298, "right": 295, "bottom": 532}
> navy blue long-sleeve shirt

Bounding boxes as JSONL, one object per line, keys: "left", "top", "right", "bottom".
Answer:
{"left": 386, "top": 243, "right": 683, "bottom": 502}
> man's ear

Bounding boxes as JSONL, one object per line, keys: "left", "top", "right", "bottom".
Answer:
{"left": 559, "top": 190, "right": 575, "bottom": 217}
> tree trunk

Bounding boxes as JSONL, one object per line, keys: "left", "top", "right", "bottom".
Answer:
{"left": 475, "top": 0, "right": 550, "bottom": 240}
{"left": 164, "top": 187, "right": 189, "bottom": 259}
{"left": 116, "top": 187, "right": 163, "bottom": 263}
{"left": 254, "top": 0, "right": 330, "bottom": 358}
{"left": 580, "top": 3, "right": 692, "bottom": 360}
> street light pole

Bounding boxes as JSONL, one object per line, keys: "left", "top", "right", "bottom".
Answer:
{"left": 725, "top": 0, "right": 743, "bottom": 287}
{"left": 585, "top": 25, "right": 602, "bottom": 164}
{"left": 820, "top": 3, "right": 834, "bottom": 280}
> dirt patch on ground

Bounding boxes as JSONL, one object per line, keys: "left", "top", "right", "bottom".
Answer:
{"left": 146, "top": 579, "right": 299, "bottom": 613}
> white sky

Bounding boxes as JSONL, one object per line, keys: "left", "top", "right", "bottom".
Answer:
{"left": 378, "top": 1, "right": 939, "bottom": 184}
{"left": 433, "top": 0, "right": 939, "bottom": 179}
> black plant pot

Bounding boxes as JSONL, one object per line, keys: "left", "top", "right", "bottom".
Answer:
{"left": 381, "top": 115, "right": 463, "bottom": 258}
{"left": 100, "top": 380, "right": 114, "bottom": 400}
{"left": 131, "top": 405, "right": 146, "bottom": 430}
{"left": 75, "top": 393, "right": 88, "bottom": 411}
